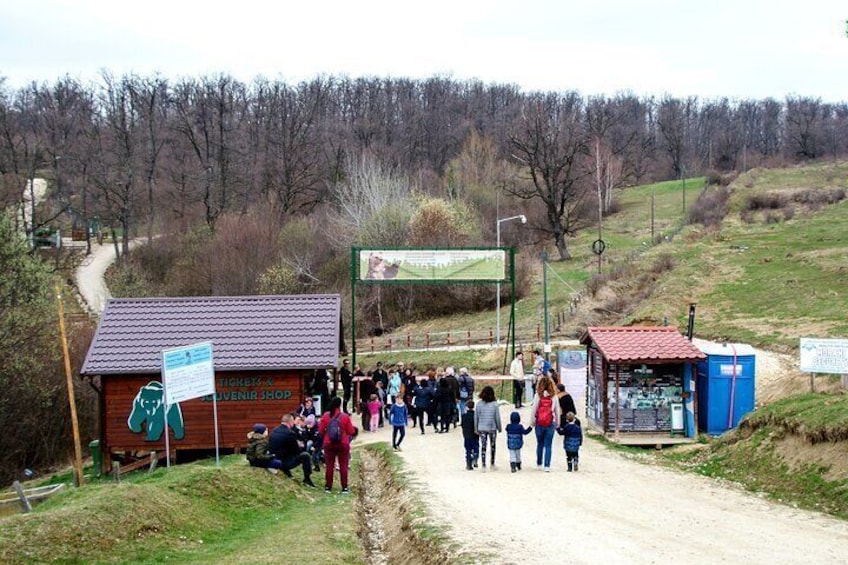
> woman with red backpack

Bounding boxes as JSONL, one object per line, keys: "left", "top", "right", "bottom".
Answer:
{"left": 529, "top": 375, "right": 560, "bottom": 472}
{"left": 318, "top": 396, "right": 358, "bottom": 494}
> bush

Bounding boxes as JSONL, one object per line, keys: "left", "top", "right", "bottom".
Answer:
{"left": 689, "top": 186, "right": 730, "bottom": 227}
{"left": 652, "top": 253, "right": 675, "bottom": 273}
{"left": 746, "top": 192, "right": 788, "bottom": 211}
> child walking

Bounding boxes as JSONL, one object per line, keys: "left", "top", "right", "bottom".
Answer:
{"left": 367, "top": 394, "right": 382, "bottom": 433}
{"left": 505, "top": 411, "right": 533, "bottom": 472}
{"left": 460, "top": 400, "right": 479, "bottom": 470}
{"left": 389, "top": 395, "right": 408, "bottom": 451}
{"left": 557, "top": 411, "right": 583, "bottom": 471}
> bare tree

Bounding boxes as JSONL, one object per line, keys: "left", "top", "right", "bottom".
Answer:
{"left": 91, "top": 72, "right": 143, "bottom": 259}
{"left": 785, "top": 96, "right": 824, "bottom": 160}
{"left": 127, "top": 75, "right": 168, "bottom": 242}
{"left": 508, "top": 92, "right": 590, "bottom": 260}
{"left": 171, "top": 75, "right": 248, "bottom": 229}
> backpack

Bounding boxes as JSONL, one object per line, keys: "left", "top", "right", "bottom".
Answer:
{"left": 537, "top": 396, "right": 553, "bottom": 427}
{"left": 459, "top": 376, "right": 469, "bottom": 399}
{"left": 327, "top": 415, "right": 343, "bottom": 444}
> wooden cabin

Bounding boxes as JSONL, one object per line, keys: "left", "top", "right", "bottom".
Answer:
{"left": 80, "top": 294, "right": 342, "bottom": 470}
{"left": 579, "top": 326, "right": 706, "bottom": 445}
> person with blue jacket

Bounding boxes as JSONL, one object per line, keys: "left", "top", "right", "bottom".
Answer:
{"left": 389, "top": 395, "right": 409, "bottom": 451}
{"left": 505, "top": 411, "right": 533, "bottom": 472}
{"left": 557, "top": 411, "right": 583, "bottom": 472}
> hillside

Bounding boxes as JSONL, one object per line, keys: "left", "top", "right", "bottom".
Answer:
{"left": 387, "top": 161, "right": 848, "bottom": 364}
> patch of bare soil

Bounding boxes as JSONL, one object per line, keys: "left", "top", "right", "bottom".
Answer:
{"left": 356, "top": 448, "right": 454, "bottom": 565}
{"left": 774, "top": 434, "right": 848, "bottom": 482}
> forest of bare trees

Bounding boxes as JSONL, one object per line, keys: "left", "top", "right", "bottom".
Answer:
{"left": 3, "top": 73, "right": 848, "bottom": 256}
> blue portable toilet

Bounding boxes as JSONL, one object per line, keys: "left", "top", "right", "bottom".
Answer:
{"left": 696, "top": 343, "right": 756, "bottom": 435}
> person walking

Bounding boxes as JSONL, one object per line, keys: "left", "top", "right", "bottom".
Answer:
{"left": 390, "top": 395, "right": 409, "bottom": 451}
{"left": 318, "top": 396, "right": 358, "bottom": 494}
{"left": 461, "top": 400, "right": 479, "bottom": 470}
{"left": 529, "top": 375, "right": 560, "bottom": 472}
{"left": 505, "top": 411, "right": 533, "bottom": 472}
{"left": 510, "top": 351, "right": 525, "bottom": 408}
{"left": 457, "top": 367, "right": 475, "bottom": 417}
{"left": 340, "top": 359, "right": 353, "bottom": 413}
{"left": 557, "top": 411, "right": 583, "bottom": 471}
{"left": 474, "top": 385, "right": 502, "bottom": 471}
{"left": 556, "top": 383, "right": 577, "bottom": 423}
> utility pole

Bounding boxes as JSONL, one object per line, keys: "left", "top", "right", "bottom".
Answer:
{"left": 56, "top": 285, "right": 85, "bottom": 487}
{"left": 542, "top": 249, "right": 549, "bottom": 351}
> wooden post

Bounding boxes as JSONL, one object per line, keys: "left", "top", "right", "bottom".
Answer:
{"left": 810, "top": 372, "right": 815, "bottom": 393}
{"left": 112, "top": 462, "right": 121, "bottom": 483}
{"left": 426, "top": 332, "right": 430, "bottom": 349}
{"left": 370, "top": 338, "right": 374, "bottom": 353}
{"left": 446, "top": 332, "right": 451, "bottom": 346}
{"left": 489, "top": 329, "right": 493, "bottom": 346}
{"left": 56, "top": 285, "right": 84, "bottom": 487}
{"left": 406, "top": 334, "right": 411, "bottom": 348}
{"left": 12, "top": 481, "right": 32, "bottom": 513}
{"left": 386, "top": 338, "right": 392, "bottom": 350}
{"left": 466, "top": 330, "right": 471, "bottom": 346}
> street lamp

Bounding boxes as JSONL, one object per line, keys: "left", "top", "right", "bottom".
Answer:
{"left": 496, "top": 214, "right": 526, "bottom": 347}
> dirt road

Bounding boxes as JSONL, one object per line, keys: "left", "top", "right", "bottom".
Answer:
{"left": 75, "top": 240, "right": 144, "bottom": 315}
{"left": 381, "top": 405, "right": 848, "bottom": 564}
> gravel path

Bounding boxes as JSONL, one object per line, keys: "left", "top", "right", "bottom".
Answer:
{"left": 389, "top": 402, "right": 848, "bottom": 565}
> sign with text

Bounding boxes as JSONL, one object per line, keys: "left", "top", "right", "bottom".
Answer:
{"left": 800, "top": 338, "right": 848, "bottom": 374}
{"left": 162, "top": 342, "right": 215, "bottom": 405}
{"left": 358, "top": 249, "right": 506, "bottom": 282}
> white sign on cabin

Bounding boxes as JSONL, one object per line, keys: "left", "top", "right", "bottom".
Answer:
{"left": 799, "top": 338, "right": 848, "bottom": 374}
{"left": 162, "top": 342, "right": 215, "bottom": 405}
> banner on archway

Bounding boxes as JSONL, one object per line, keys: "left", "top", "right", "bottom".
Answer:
{"left": 357, "top": 249, "right": 506, "bottom": 282}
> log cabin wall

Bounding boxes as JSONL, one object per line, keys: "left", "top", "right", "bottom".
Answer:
{"left": 104, "top": 370, "right": 308, "bottom": 453}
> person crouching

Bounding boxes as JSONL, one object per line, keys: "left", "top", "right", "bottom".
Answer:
{"left": 245, "top": 423, "right": 283, "bottom": 472}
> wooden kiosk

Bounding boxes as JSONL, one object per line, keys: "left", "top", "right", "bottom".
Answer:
{"left": 580, "top": 326, "right": 706, "bottom": 445}
{"left": 80, "top": 294, "right": 343, "bottom": 471}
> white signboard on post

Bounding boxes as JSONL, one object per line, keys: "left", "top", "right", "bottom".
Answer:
{"left": 161, "top": 342, "right": 220, "bottom": 466}
{"left": 162, "top": 342, "right": 215, "bottom": 404}
{"left": 800, "top": 338, "right": 848, "bottom": 374}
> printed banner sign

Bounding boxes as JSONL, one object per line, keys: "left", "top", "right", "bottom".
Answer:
{"left": 358, "top": 249, "right": 506, "bottom": 282}
{"left": 800, "top": 338, "right": 848, "bottom": 374}
{"left": 162, "top": 342, "right": 215, "bottom": 405}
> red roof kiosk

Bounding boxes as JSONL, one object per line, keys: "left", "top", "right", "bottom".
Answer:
{"left": 579, "top": 326, "right": 706, "bottom": 445}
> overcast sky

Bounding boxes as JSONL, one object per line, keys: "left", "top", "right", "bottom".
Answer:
{"left": 2, "top": 0, "right": 847, "bottom": 101}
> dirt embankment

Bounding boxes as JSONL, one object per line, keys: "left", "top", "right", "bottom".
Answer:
{"left": 356, "top": 447, "right": 457, "bottom": 565}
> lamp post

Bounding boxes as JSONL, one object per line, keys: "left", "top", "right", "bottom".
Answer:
{"left": 496, "top": 214, "right": 526, "bottom": 347}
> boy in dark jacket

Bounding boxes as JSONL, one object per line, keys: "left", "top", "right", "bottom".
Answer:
{"left": 557, "top": 411, "right": 583, "bottom": 471}
{"left": 460, "top": 400, "right": 479, "bottom": 470}
{"left": 505, "top": 411, "right": 533, "bottom": 472}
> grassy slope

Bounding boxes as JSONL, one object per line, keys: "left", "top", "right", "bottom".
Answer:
{"left": 625, "top": 162, "right": 848, "bottom": 351}
{"left": 387, "top": 162, "right": 847, "bottom": 356}
{"left": 0, "top": 456, "right": 363, "bottom": 564}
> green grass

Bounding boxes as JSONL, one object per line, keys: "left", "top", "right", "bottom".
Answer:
{"left": 0, "top": 455, "right": 364, "bottom": 564}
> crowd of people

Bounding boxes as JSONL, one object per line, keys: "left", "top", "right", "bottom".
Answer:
{"left": 246, "top": 350, "right": 583, "bottom": 492}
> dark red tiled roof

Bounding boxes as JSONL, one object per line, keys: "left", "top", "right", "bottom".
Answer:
{"left": 579, "top": 326, "right": 706, "bottom": 363}
{"left": 81, "top": 294, "right": 342, "bottom": 375}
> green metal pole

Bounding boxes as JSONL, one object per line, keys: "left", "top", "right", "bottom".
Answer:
{"left": 510, "top": 247, "right": 516, "bottom": 360}
{"left": 542, "top": 249, "right": 549, "bottom": 348}
{"left": 350, "top": 247, "right": 357, "bottom": 370}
